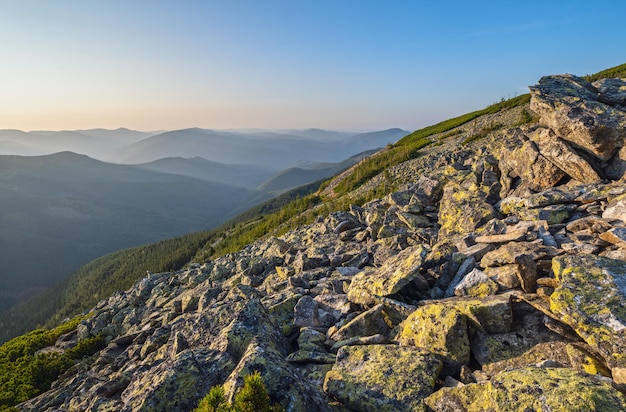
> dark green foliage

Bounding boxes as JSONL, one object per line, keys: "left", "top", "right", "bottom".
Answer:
{"left": 0, "top": 231, "right": 214, "bottom": 343}
{"left": 0, "top": 315, "right": 103, "bottom": 410}
{"left": 195, "top": 372, "right": 284, "bottom": 412}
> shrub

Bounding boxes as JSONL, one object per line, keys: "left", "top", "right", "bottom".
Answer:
{"left": 195, "top": 371, "right": 284, "bottom": 412}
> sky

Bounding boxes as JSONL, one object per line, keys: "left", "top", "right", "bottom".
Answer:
{"left": 1, "top": 0, "right": 625, "bottom": 132}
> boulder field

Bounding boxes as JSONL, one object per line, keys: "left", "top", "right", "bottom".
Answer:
{"left": 20, "top": 74, "right": 626, "bottom": 411}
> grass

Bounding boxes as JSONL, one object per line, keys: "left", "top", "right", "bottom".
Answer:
{"left": 584, "top": 62, "right": 626, "bottom": 82}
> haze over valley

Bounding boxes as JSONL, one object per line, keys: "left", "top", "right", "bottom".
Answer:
{"left": 0, "top": 127, "right": 407, "bottom": 311}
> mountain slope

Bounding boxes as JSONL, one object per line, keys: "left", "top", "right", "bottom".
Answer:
{"left": 7, "top": 64, "right": 626, "bottom": 411}
{"left": 0, "top": 152, "right": 258, "bottom": 311}
{"left": 133, "top": 156, "right": 273, "bottom": 189}
{"left": 256, "top": 149, "right": 378, "bottom": 193}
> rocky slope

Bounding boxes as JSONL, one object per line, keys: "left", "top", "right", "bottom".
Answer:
{"left": 19, "top": 74, "right": 626, "bottom": 411}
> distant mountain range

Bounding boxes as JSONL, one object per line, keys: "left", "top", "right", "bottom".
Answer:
{"left": 0, "top": 127, "right": 407, "bottom": 167}
{"left": 0, "top": 127, "right": 408, "bottom": 311}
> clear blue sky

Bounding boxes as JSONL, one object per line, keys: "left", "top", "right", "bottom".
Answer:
{"left": 1, "top": 0, "right": 625, "bottom": 132}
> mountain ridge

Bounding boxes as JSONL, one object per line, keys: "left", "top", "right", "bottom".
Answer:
{"left": 2, "top": 62, "right": 626, "bottom": 411}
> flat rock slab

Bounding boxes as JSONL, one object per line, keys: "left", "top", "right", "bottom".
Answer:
{"left": 324, "top": 344, "right": 442, "bottom": 412}
{"left": 550, "top": 254, "right": 626, "bottom": 384}
{"left": 347, "top": 245, "right": 428, "bottom": 306}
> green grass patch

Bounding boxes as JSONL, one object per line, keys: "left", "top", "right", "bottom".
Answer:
{"left": 584, "top": 62, "right": 626, "bottom": 82}
{"left": 0, "top": 315, "right": 105, "bottom": 410}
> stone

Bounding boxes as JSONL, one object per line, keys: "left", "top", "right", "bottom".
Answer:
{"left": 566, "top": 216, "right": 615, "bottom": 233}
{"left": 561, "top": 241, "right": 600, "bottom": 255}
{"left": 330, "top": 333, "right": 387, "bottom": 352}
{"left": 425, "top": 366, "right": 626, "bottom": 411}
{"left": 594, "top": 77, "right": 626, "bottom": 106}
{"left": 485, "top": 264, "right": 520, "bottom": 290}
{"left": 530, "top": 74, "right": 626, "bottom": 161}
{"left": 411, "top": 175, "right": 445, "bottom": 206}
{"left": 444, "top": 256, "right": 476, "bottom": 298}
{"left": 480, "top": 241, "right": 546, "bottom": 268}
{"left": 396, "top": 304, "right": 470, "bottom": 367}
{"left": 515, "top": 254, "right": 538, "bottom": 293}
{"left": 333, "top": 219, "right": 361, "bottom": 234}
{"left": 474, "top": 228, "right": 527, "bottom": 244}
{"left": 482, "top": 341, "right": 572, "bottom": 377}
{"left": 437, "top": 181, "right": 498, "bottom": 237}
{"left": 566, "top": 343, "right": 612, "bottom": 377}
{"left": 347, "top": 245, "right": 428, "bottom": 306}
{"left": 529, "top": 127, "right": 602, "bottom": 183}
{"left": 600, "top": 227, "right": 626, "bottom": 248}
{"left": 453, "top": 268, "right": 499, "bottom": 297}
{"left": 498, "top": 135, "right": 566, "bottom": 194}
{"left": 607, "top": 144, "right": 626, "bottom": 180}
{"left": 323, "top": 344, "right": 442, "bottom": 412}
{"left": 330, "top": 304, "right": 395, "bottom": 342}
{"left": 603, "top": 193, "right": 626, "bottom": 223}
{"left": 550, "top": 255, "right": 626, "bottom": 384}
{"left": 471, "top": 305, "right": 561, "bottom": 366}
{"left": 293, "top": 295, "right": 323, "bottom": 329}
{"left": 224, "top": 344, "right": 333, "bottom": 412}
{"left": 314, "top": 294, "right": 352, "bottom": 327}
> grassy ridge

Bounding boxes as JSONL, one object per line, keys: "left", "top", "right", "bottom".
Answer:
{"left": 331, "top": 94, "right": 531, "bottom": 196}
{"left": 584, "top": 62, "right": 626, "bottom": 82}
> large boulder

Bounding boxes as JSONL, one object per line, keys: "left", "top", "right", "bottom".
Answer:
{"left": 323, "top": 344, "right": 442, "bottom": 412}
{"left": 425, "top": 366, "right": 626, "bottom": 411}
{"left": 396, "top": 304, "right": 470, "bottom": 368}
{"left": 530, "top": 74, "right": 626, "bottom": 162}
{"left": 438, "top": 180, "right": 498, "bottom": 237}
{"left": 529, "top": 127, "right": 601, "bottom": 183}
{"left": 497, "top": 128, "right": 567, "bottom": 195}
{"left": 550, "top": 255, "right": 626, "bottom": 384}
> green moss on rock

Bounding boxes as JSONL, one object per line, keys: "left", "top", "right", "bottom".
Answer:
{"left": 550, "top": 255, "right": 626, "bottom": 384}
{"left": 396, "top": 304, "right": 470, "bottom": 366}
{"left": 323, "top": 344, "right": 442, "bottom": 412}
{"left": 347, "top": 245, "right": 428, "bottom": 306}
{"left": 426, "top": 366, "right": 626, "bottom": 411}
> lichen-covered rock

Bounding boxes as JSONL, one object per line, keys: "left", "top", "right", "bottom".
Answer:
{"left": 470, "top": 303, "right": 561, "bottom": 366}
{"left": 550, "top": 254, "right": 626, "bottom": 384}
{"left": 396, "top": 304, "right": 470, "bottom": 366}
{"left": 425, "top": 366, "right": 626, "bottom": 412}
{"left": 323, "top": 344, "right": 442, "bottom": 412}
{"left": 438, "top": 181, "right": 498, "bottom": 237}
{"left": 480, "top": 241, "right": 546, "bottom": 268}
{"left": 530, "top": 74, "right": 626, "bottom": 161}
{"left": 453, "top": 268, "right": 499, "bottom": 297}
{"left": 121, "top": 349, "right": 234, "bottom": 412}
{"left": 482, "top": 341, "right": 572, "bottom": 377}
{"left": 529, "top": 127, "right": 601, "bottom": 183}
{"left": 498, "top": 130, "right": 567, "bottom": 194}
{"left": 594, "top": 77, "right": 626, "bottom": 106}
{"left": 347, "top": 245, "right": 428, "bottom": 306}
{"left": 329, "top": 304, "right": 395, "bottom": 342}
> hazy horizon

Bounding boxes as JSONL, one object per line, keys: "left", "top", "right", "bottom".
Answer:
{"left": 1, "top": 1, "right": 625, "bottom": 132}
